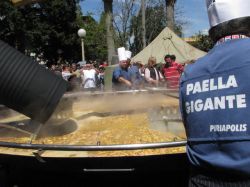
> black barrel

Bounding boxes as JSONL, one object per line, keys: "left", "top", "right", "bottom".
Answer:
{"left": 0, "top": 40, "right": 68, "bottom": 123}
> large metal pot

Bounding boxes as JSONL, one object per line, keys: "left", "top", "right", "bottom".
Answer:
{"left": 0, "top": 90, "right": 188, "bottom": 186}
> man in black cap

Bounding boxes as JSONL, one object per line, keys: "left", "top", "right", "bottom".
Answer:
{"left": 180, "top": 0, "right": 250, "bottom": 186}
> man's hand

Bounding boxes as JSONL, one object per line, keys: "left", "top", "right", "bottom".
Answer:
{"left": 118, "top": 77, "right": 132, "bottom": 87}
{"left": 124, "top": 79, "right": 132, "bottom": 87}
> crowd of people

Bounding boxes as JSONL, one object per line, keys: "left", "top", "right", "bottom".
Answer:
{"left": 112, "top": 53, "right": 184, "bottom": 91}
{"left": 49, "top": 61, "right": 107, "bottom": 91}
{"left": 48, "top": 53, "right": 184, "bottom": 92}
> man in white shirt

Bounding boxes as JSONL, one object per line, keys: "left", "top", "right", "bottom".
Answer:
{"left": 61, "top": 65, "right": 72, "bottom": 81}
{"left": 81, "top": 63, "right": 99, "bottom": 91}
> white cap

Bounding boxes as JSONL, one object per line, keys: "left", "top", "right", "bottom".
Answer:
{"left": 117, "top": 47, "right": 127, "bottom": 61}
{"left": 206, "top": 0, "right": 250, "bottom": 28}
{"left": 125, "top": 50, "right": 132, "bottom": 59}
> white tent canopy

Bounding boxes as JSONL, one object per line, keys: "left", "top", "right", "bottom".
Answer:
{"left": 131, "top": 27, "right": 207, "bottom": 64}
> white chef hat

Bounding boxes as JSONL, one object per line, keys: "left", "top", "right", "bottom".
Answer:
{"left": 117, "top": 47, "right": 127, "bottom": 61}
{"left": 206, "top": 0, "right": 250, "bottom": 28}
{"left": 125, "top": 50, "right": 132, "bottom": 59}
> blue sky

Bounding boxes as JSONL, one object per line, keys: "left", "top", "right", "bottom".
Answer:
{"left": 80, "top": 0, "right": 209, "bottom": 37}
{"left": 177, "top": 0, "right": 209, "bottom": 37}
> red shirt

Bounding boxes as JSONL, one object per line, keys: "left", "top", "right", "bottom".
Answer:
{"left": 162, "top": 61, "right": 184, "bottom": 89}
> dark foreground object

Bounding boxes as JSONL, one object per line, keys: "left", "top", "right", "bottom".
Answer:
{"left": 0, "top": 40, "right": 68, "bottom": 123}
{"left": 0, "top": 152, "right": 188, "bottom": 187}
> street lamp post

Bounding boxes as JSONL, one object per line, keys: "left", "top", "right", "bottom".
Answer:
{"left": 77, "top": 28, "right": 86, "bottom": 62}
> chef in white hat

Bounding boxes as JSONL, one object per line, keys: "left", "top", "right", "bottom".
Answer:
{"left": 125, "top": 49, "right": 133, "bottom": 68}
{"left": 112, "top": 47, "right": 132, "bottom": 90}
{"left": 125, "top": 50, "right": 132, "bottom": 60}
{"left": 179, "top": 0, "right": 250, "bottom": 186}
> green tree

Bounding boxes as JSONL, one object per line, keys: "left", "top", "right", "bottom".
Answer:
{"left": 0, "top": 0, "right": 83, "bottom": 65}
{"left": 191, "top": 32, "right": 214, "bottom": 52}
{"left": 130, "top": 5, "right": 167, "bottom": 54}
{"left": 31, "top": 0, "right": 82, "bottom": 64}
{"left": 113, "top": 0, "right": 137, "bottom": 48}
{"left": 129, "top": 1, "right": 185, "bottom": 55}
{"left": 0, "top": 0, "right": 26, "bottom": 51}
{"left": 81, "top": 14, "right": 107, "bottom": 61}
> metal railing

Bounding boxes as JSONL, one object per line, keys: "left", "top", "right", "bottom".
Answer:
{"left": 0, "top": 140, "right": 186, "bottom": 151}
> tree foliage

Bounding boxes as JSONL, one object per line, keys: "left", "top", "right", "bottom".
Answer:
{"left": 129, "top": 1, "right": 185, "bottom": 55}
{"left": 0, "top": 0, "right": 83, "bottom": 65}
{"left": 0, "top": 0, "right": 25, "bottom": 50}
{"left": 0, "top": 0, "right": 187, "bottom": 63}
{"left": 191, "top": 32, "right": 214, "bottom": 52}
{"left": 130, "top": 5, "right": 166, "bottom": 54}
{"left": 81, "top": 14, "right": 107, "bottom": 61}
{"left": 113, "top": 0, "right": 137, "bottom": 47}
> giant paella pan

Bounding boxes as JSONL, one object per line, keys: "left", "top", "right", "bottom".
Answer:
{"left": 0, "top": 89, "right": 188, "bottom": 186}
